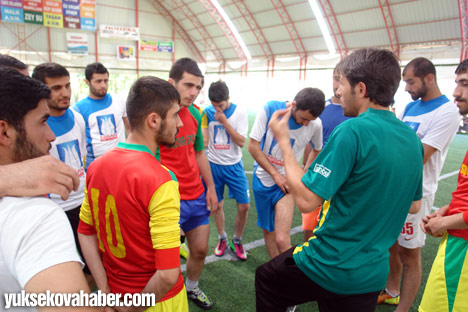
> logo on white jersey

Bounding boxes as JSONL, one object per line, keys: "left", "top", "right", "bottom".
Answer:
{"left": 56, "top": 140, "right": 84, "bottom": 177}
{"left": 404, "top": 121, "right": 420, "bottom": 133}
{"left": 313, "top": 164, "right": 331, "bottom": 178}
{"left": 97, "top": 114, "right": 118, "bottom": 141}
{"left": 213, "top": 125, "right": 230, "bottom": 149}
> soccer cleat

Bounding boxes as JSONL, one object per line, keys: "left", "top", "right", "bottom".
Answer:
{"left": 214, "top": 238, "right": 227, "bottom": 257}
{"left": 187, "top": 286, "right": 214, "bottom": 310}
{"left": 230, "top": 241, "right": 247, "bottom": 261}
{"left": 377, "top": 289, "right": 400, "bottom": 305}
{"left": 180, "top": 243, "right": 189, "bottom": 260}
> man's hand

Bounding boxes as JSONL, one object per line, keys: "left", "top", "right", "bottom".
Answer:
{"left": 214, "top": 109, "right": 227, "bottom": 125}
{"left": 205, "top": 185, "right": 218, "bottom": 215}
{"left": 268, "top": 108, "right": 291, "bottom": 143}
{"left": 0, "top": 155, "right": 79, "bottom": 200}
{"left": 421, "top": 214, "right": 446, "bottom": 237}
{"left": 272, "top": 172, "right": 288, "bottom": 194}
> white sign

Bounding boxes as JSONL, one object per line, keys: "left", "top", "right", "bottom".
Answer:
{"left": 66, "top": 33, "right": 88, "bottom": 55}
{"left": 99, "top": 24, "right": 140, "bottom": 41}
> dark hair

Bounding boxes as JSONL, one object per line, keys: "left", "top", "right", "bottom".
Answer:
{"left": 0, "top": 68, "right": 50, "bottom": 131}
{"left": 0, "top": 54, "right": 27, "bottom": 71}
{"left": 455, "top": 59, "right": 468, "bottom": 75}
{"left": 403, "top": 57, "right": 436, "bottom": 79}
{"left": 294, "top": 88, "right": 325, "bottom": 117}
{"left": 208, "top": 80, "right": 229, "bottom": 102}
{"left": 336, "top": 48, "right": 400, "bottom": 107}
{"left": 169, "top": 58, "right": 203, "bottom": 82}
{"left": 85, "top": 62, "right": 109, "bottom": 81}
{"left": 126, "top": 76, "right": 180, "bottom": 131}
{"left": 32, "top": 62, "right": 69, "bottom": 83}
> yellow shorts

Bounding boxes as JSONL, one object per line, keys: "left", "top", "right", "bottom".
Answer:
{"left": 419, "top": 233, "right": 468, "bottom": 312}
{"left": 146, "top": 286, "right": 188, "bottom": 312}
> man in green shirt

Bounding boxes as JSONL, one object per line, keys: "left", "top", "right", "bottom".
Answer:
{"left": 255, "top": 48, "right": 424, "bottom": 312}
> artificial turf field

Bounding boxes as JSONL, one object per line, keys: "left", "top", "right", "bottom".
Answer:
{"left": 182, "top": 111, "right": 468, "bottom": 312}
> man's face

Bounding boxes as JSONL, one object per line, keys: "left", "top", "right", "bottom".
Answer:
{"left": 87, "top": 73, "right": 109, "bottom": 98}
{"left": 291, "top": 108, "right": 316, "bottom": 126}
{"left": 13, "top": 99, "right": 55, "bottom": 162}
{"left": 403, "top": 68, "right": 428, "bottom": 101}
{"left": 172, "top": 72, "right": 202, "bottom": 107}
{"left": 332, "top": 71, "right": 340, "bottom": 98}
{"left": 453, "top": 71, "right": 468, "bottom": 115}
{"left": 336, "top": 74, "right": 360, "bottom": 117}
{"left": 44, "top": 75, "right": 71, "bottom": 113}
{"left": 211, "top": 100, "right": 229, "bottom": 112}
{"left": 157, "top": 101, "right": 183, "bottom": 146}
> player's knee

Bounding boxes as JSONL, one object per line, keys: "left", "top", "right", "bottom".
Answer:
{"left": 237, "top": 203, "right": 250, "bottom": 213}
{"left": 190, "top": 245, "right": 209, "bottom": 259}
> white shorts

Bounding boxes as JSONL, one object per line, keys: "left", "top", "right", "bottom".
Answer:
{"left": 398, "top": 194, "right": 434, "bottom": 249}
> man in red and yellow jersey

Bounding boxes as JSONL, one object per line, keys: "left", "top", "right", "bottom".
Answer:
{"left": 158, "top": 58, "right": 218, "bottom": 310}
{"left": 419, "top": 59, "right": 468, "bottom": 312}
{"left": 78, "top": 76, "right": 187, "bottom": 311}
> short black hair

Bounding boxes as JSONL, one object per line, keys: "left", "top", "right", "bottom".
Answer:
{"left": 0, "top": 67, "right": 50, "bottom": 131}
{"left": 85, "top": 62, "right": 109, "bottom": 81}
{"left": 169, "top": 58, "right": 203, "bottom": 82}
{"left": 208, "top": 80, "right": 229, "bottom": 102}
{"left": 294, "top": 88, "right": 325, "bottom": 117}
{"left": 0, "top": 54, "right": 27, "bottom": 71}
{"left": 32, "top": 62, "right": 69, "bottom": 83}
{"left": 126, "top": 76, "right": 180, "bottom": 131}
{"left": 455, "top": 59, "right": 468, "bottom": 75}
{"left": 403, "top": 57, "right": 436, "bottom": 80}
{"left": 336, "top": 48, "right": 401, "bottom": 107}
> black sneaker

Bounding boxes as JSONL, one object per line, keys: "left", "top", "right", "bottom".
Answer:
{"left": 187, "top": 286, "right": 214, "bottom": 310}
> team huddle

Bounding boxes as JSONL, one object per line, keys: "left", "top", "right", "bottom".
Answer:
{"left": 0, "top": 48, "right": 467, "bottom": 312}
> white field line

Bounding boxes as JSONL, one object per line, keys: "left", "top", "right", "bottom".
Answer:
{"left": 180, "top": 169, "right": 459, "bottom": 272}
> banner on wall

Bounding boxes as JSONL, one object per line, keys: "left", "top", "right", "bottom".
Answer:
{"left": 158, "top": 41, "right": 174, "bottom": 53}
{"left": 117, "top": 45, "right": 135, "bottom": 60}
{"left": 1, "top": 0, "right": 96, "bottom": 30}
{"left": 100, "top": 24, "right": 140, "bottom": 41}
{"left": 139, "top": 39, "right": 158, "bottom": 52}
{"left": 67, "top": 32, "right": 88, "bottom": 55}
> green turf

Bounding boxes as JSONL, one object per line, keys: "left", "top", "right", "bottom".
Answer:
{"left": 184, "top": 111, "right": 468, "bottom": 311}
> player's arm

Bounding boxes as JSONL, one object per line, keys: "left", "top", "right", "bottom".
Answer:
{"left": 422, "top": 143, "right": 437, "bottom": 164}
{"left": 303, "top": 148, "right": 321, "bottom": 171}
{"left": 268, "top": 109, "right": 323, "bottom": 212}
{"left": 78, "top": 233, "right": 111, "bottom": 293}
{"left": 216, "top": 110, "right": 246, "bottom": 147}
{"left": 422, "top": 211, "right": 468, "bottom": 237}
{"left": 195, "top": 150, "right": 218, "bottom": 213}
{"left": 409, "top": 199, "right": 421, "bottom": 214}
{"left": 25, "top": 262, "right": 98, "bottom": 312}
{"left": 0, "top": 155, "right": 79, "bottom": 200}
{"left": 202, "top": 128, "right": 209, "bottom": 149}
{"left": 248, "top": 138, "right": 288, "bottom": 194}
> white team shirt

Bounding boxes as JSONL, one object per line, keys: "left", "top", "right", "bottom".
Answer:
{"left": 47, "top": 109, "right": 86, "bottom": 211}
{"left": 250, "top": 101, "right": 323, "bottom": 187}
{"left": 399, "top": 95, "right": 460, "bottom": 196}
{"left": 202, "top": 103, "right": 248, "bottom": 165}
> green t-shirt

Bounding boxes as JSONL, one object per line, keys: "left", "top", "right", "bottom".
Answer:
{"left": 293, "top": 108, "right": 423, "bottom": 295}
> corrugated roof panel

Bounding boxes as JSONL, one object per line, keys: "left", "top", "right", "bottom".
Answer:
{"left": 398, "top": 20, "right": 461, "bottom": 45}
{"left": 344, "top": 28, "right": 391, "bottom": 49}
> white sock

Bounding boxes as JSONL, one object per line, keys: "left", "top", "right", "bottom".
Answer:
{"left": 186, "top": 278, "right": 198, "bottom": 292}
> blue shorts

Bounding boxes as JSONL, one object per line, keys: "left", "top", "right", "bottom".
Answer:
{"left": 210, "top": 161, "right": 250, "bottom": 204}
{"left": 180, "top": 193, "right": 210, "bottom": 233}
{"left": 252, "top": 173, "right": 285, "bottom": 232}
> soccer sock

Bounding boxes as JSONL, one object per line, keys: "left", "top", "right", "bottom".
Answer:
{"left": 233, "top": 235, "right": 242, "bottom": 244}
{"left": 385, "top": 288, "right": 399, "bottom": 297}
{"left": 218, "top": 232, "right": 227, "bottom": 241}
{"left": 186, "top": 278, "right": 198, "bottom": 292}
{"left": 180, "top": 235, "right": 186, "bottom": 244}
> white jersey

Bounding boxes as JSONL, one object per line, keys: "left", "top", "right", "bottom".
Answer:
{"left": 0, "top": 197, "right": 82, "bottom": 311}
{"left": 72, "top": 93, "right": 126, "bottom": 171}
{"left": 202, "top": 103, "right": 248, "bottom": 165}
{"left": 399, "top": 95, "right": 459, "bottom": 196}
{"left": 250, "top": 101, "right": 323, "bottom": 187}
{"left": 47, "top": 109, "right": 86, "bottom": 211}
